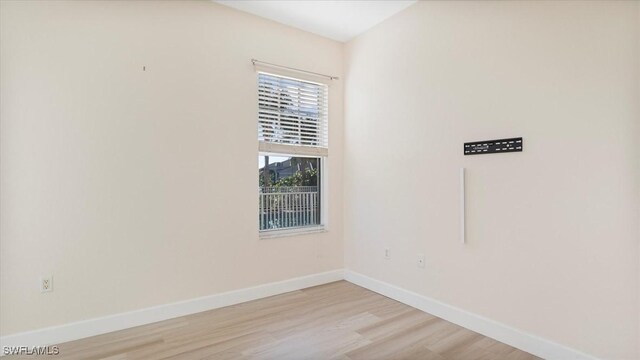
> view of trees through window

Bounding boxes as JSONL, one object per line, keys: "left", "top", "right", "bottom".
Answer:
{"left": 258, "top": 156, "right": 318, "bottom": 187}
{"left": 258, "top": 156, "right": 321, "bottom": 231}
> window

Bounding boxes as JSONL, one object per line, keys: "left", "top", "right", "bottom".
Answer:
{"left": 257, "top": 72, "right": 328, "bottom": 233}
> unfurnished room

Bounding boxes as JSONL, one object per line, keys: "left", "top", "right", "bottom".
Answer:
{"left": 0, "top": 1, "right": 639, "bottom": 359}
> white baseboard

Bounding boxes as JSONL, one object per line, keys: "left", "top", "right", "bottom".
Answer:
{"left": 0, "top": 269, "right": 344, "bottom": 352}
{"left": 0, "top": 269, "right": 602, "bottom": 360}
{"left": 344, "top": 270, "right": 599, "bottom": 360}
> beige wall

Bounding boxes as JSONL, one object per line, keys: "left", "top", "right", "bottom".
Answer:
{"left": 344, "top": 1, "right": 639, "bottom": 359}
{"left": 2, "top": 0, "right": 639, "bottom": 357}
{"left": 0, "top": 1, "right": 344, "bottom": 336}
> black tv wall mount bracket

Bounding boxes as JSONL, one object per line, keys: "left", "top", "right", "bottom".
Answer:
{"left": 464, "top": 137, "right": 523, "bottom": 155}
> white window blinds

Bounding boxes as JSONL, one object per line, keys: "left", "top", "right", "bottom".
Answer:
{"left": 258, "top": 72, "right": 328, "bottom": 156}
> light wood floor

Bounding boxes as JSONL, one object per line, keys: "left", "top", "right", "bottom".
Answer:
{"left": 13, "top": 281, "right": 541, "bottom": 360}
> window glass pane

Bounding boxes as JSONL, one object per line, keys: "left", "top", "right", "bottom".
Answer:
{"left": 258, "top": 155, "right": 321, "bottom": 231}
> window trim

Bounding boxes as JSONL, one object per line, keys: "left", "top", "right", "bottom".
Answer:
{"left": 259, "top": 225, "right": 326, "bottom": 240}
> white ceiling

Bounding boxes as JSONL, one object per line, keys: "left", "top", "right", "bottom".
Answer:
{"left": 214, "top": 1, "right": 417, "bottom": 42}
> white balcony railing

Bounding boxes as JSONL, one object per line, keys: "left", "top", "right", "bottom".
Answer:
{"left": 259, "top": 186, "right": 319, "bottom": 231}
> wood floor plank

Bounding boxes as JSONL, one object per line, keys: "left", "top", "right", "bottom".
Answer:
{"left": 8, "top": 281, "right": 541, "bottom": 360}
{"left": 355, "top": 308, "right": 433, "bottom": 341}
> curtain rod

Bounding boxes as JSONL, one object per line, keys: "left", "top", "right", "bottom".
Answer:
{"left": 251, "top": 59, "right": 339, "bottom": 80}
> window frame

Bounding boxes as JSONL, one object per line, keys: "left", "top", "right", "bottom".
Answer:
{"left": 256, "top": 71, "right": 329, "bottom": 238}
{"left": 258, "top": 153, "right": 327, "bottom": 239}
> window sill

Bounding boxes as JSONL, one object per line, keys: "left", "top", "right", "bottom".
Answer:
{"left": 259, "top": 226, "right": 326, "bottom": 239}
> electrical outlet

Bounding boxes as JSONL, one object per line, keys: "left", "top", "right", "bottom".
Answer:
{"left": 40, "top": 275, "right": 53, "bottom": 293}
{"left": 384, "top": 248, "right": 390, "bottom": 260}
{"left": 417, "top": 253, "right": 425, "bottom": 268}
